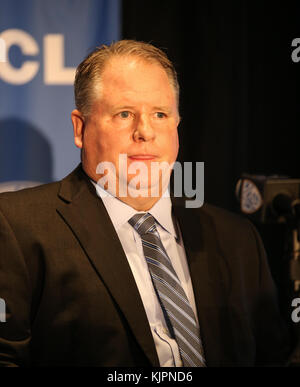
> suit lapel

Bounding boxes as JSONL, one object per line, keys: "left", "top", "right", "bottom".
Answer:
{"left": 172, "top": 198, "right": 232, "bottom": 366}
{"left": 56, "top": 166, "right": 159, "bottom": 366}
{"left": 56, "top": 166, "right": 235, "bottom": 366}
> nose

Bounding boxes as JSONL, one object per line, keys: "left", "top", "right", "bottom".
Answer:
{"left": 133, "top": 114, "right": 155, "bottom": 142}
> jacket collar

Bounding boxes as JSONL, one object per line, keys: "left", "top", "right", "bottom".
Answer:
{"left": 57, "top": 164, "right": 160, "bottom": 366}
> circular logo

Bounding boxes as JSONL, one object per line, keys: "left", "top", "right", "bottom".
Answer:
{"left": 240, "top": 179, "right": 263, "bottom": 214}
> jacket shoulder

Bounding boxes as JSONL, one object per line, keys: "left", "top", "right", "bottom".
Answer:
{"left": 0, "top": 181, "right": 60, "bottom": 208}
{"left": 0, "top": 164, "right": 85, "bottom": 213}
{"left": 200, "top": 202, "right": 251, "bottom": 229}
{"left": 192, "top": 202, "right": 262, "bottom": 253}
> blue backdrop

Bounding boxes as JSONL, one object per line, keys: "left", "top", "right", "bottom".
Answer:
{"left": 0, "top": 0, "right": 120, "bottom": 189}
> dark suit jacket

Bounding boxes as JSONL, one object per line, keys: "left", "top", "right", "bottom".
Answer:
{"left": 0, "top": 165, "right": 290, "bottom": 366}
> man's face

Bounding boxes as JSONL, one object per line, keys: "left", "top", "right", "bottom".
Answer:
{"left": 72, "top": 55, "right": 180, "bottom": 202}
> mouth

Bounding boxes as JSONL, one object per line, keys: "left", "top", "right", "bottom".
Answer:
{"left": 128, "top": 155, "right": 157, "bottom": 161}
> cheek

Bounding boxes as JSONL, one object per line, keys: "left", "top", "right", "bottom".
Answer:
{"left": 82, "top": 128, "right": 108, "bottom": 165}
{"left": 165, "top": 130, "right": 179, "bottom": 160}
{"left": 94, "top": 133, "right": 130, "bottom": 163}
{"left": 174, "top": 131, "right": 179, "bottom": 151}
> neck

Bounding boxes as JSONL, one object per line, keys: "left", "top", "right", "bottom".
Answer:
{"left": 116, "top": 194, "right": 162, "bottom": 211}
{"left": 83, "top": 164, "right": 169, "bottom": 211}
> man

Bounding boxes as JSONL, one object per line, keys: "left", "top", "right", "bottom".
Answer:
{"left": 0, "top": 40, "right": 290, "bottom": 366}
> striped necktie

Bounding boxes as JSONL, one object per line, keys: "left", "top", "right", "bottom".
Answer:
{"left": 129, "top": 212, "right": 205, "bottom": 367}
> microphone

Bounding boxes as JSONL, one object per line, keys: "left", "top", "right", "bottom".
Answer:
{"left": 235, "top": 174, "right": 300, "bottom": 224}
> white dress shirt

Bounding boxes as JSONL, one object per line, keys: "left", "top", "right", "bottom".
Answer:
{"left": 91, "top": 182, "right": 199, "bottom": 367}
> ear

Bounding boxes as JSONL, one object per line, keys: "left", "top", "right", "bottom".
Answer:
{"left": 71, "top": 109, "right": 85, "bottom": 149}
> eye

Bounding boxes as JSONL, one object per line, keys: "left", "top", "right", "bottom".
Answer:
{"left": 155, "top": 112, "right": 166, "bottom": 119}
{"left": 119, "top": 111, "right": 131, "bottom": 119}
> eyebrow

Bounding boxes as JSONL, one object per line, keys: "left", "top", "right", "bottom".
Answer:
{"left": 110, "top": 105, "right": 174, "bottom": 114}
{"left": 152, "top": 106, "right": 173, "bottom": 114}
{"left": 112, "top": 105, "right": 135, "bottom": 111}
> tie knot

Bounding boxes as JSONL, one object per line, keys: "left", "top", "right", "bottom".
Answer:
{"left": 128, "top": 213, "right": 156, "bottom": 235}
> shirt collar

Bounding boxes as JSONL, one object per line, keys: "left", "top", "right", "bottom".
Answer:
{"left": 91, "top": 181, "right": 178, "bottom": 239}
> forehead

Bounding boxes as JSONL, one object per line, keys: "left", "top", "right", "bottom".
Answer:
{"left": 99, "top": 55, "right": 177, "bottom": 105}
{"left": 102, "top": 54, "right": 168, "bottom": 80}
